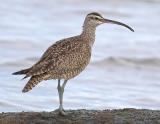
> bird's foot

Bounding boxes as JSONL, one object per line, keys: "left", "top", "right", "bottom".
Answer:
{"left": 55, "top": 108, "right": 67, "bottom": 116}
{"left": 59, "top": 110, "right": 67, "bottom": 116}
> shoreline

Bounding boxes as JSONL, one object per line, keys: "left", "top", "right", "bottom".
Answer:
{"left": 0, "top": 108, "right": 160, "bottom": 124}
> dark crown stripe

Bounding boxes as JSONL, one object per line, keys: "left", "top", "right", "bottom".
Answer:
{"left": 87, "top": 12, "right": 102, "bottom": 17}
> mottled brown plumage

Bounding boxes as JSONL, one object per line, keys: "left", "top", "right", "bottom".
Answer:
{"left": 13, "top": 12, "right": 134, "bottom": 115}
{"left": 21, "top": 36, "right": 91, "bottom": 92}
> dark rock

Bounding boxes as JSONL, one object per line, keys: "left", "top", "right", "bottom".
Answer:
{"left": 0, "top": 109, "right": 160, "bottom": 124}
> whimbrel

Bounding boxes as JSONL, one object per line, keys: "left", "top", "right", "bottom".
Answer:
{"left": 13, "top": 12, "right": 134, "bottom": 115}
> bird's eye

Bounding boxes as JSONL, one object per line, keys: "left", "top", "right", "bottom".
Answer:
{"left": 95, "top": 17, "right": 99, "bottom": 20}
{"left": 90, "top": 17, "right": 94, "bottom": 19}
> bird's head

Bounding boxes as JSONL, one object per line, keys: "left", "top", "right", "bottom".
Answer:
{"left": 84, "top": 12, "right": 134, "bottom": 32}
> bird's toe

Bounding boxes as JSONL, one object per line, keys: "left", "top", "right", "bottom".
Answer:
{"left": 59, "top": 110, "right": 67, "bottom": 116}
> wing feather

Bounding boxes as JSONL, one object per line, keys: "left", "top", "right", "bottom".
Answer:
{"left": 25, "top": 36, "right": 90, "bottom": 78}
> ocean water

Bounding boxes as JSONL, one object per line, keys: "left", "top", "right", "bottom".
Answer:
{"left": 0, "top": 0, "right": 160, "bottom": 112}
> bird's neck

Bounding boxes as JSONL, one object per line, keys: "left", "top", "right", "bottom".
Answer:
{"left": 81, "top": 25, "right": 96, "bottom": 46}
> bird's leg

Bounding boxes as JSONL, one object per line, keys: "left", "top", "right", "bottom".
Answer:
{"left": 60, "top": 80, "right": 68, "bottom": 110}
{"left": 57, "top": 79, "right": 64, "bottom": 112}
{"left": 57, "top": 79, "right": 62, "bottom": 109}
{"left": 57, "top": 79, "right": 68, "bottom": 115}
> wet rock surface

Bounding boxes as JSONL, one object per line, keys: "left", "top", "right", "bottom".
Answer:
{"left": 0, "top": 109, "right": 160, "bottom": 124}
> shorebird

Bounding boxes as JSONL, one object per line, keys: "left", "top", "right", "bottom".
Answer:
{"left": 13, "top": 12, "right": 134, "bottom": 115}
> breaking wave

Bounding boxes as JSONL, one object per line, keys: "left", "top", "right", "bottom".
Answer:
{"left": 91, "top": 57, "right": 160, "bottom": 68}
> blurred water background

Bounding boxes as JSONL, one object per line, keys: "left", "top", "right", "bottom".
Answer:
{"left": 0, "top": 0, "right": 160, "bottom": 112}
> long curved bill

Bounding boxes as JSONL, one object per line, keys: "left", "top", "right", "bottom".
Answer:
{"left": 102, "top": 19, "right": 134, "bottom": 32}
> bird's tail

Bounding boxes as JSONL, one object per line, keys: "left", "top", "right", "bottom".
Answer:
{"left": 12, "top": 68, "right": 31, "bottom": 75}
{"left": 22, "top": 73, "right": 49, "bottom": 93}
